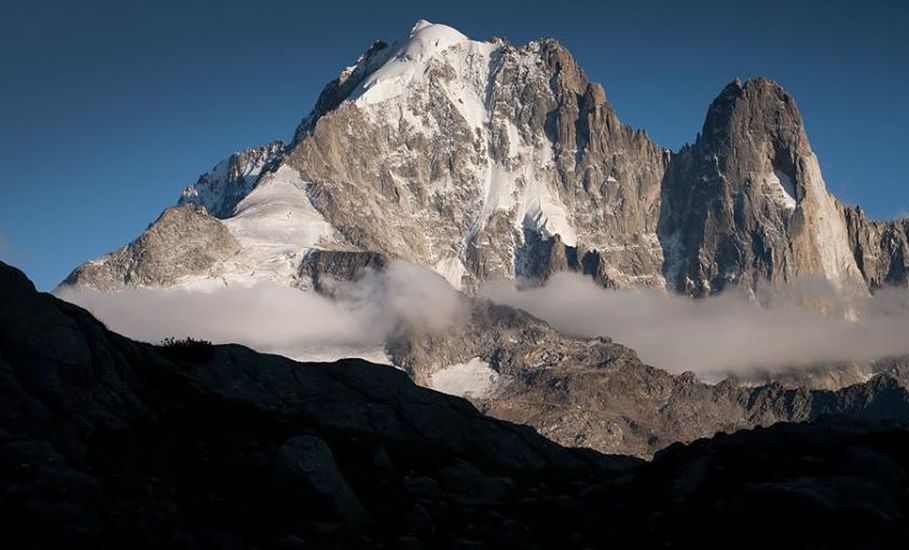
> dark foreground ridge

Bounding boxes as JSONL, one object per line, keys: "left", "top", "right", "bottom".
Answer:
{"left": 2, "top": 260, "right": 909, "bottom": 548}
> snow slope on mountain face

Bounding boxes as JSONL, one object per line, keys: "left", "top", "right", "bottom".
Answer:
{"left": 227, "top": 164, "right": 336, "bottom": 249}
{"left": 351, "top": 20, "right": 499, "bottom": 137}
{"left": 367, "top": 23, "right": 578, "bottom": 247}
{"left": 124, "top": 163, "right": 344, "bottom": 291}
{"left": 213, "top": 164, "right": 341, "bottom": 286}
{"left": 353, "top": 20, "right": 496, "bottom": 117}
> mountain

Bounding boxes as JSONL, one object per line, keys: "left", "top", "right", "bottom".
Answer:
{"left": 55, "top": 20, "right": 909, "bottom": 457}
{"left": 62, "top": 20, "right": 668, "bottom": 292}
{"left": 61, "top": 20, "right": 906, "bottom": 296}
{"left": 4, "top": 259, "right": 909, "bottom": 547}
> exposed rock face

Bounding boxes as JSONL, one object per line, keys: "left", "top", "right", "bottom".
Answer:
{"left": 284, "top": 22, "right": 670, "bottom": 291}
{"left": 392, "top": 298, "right": 909, "bottom": 457}
{"left": 5, "top": 260, "right": 909, "bottom": 547}
{"left": 298, "top": 249, "right": 388, "bottom": 293}
{"left": 388, "top": 300, "right": 639, "bottom": 385}
{"left": 845, "top": 206, "right": 909, "bottom": 288}
{"left": 659, "top": 78, "right": 865, "bottom": 296}
{"left": 62, "top": 204, "right": 240, "bottom": 290}
{"left": 483, "top": 366, "right": 909, "bottom": 457}
{"left": 728, "top": 356, "right": 909, "bottom": 391}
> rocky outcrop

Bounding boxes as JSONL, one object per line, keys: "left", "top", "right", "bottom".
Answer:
{"left": 388, "top": 299, "right": 639, "bottom": 385}
{"left": 482, "top": 362, "right": 909, "bottom": 457}
{"left": 845, "top": 205, "right": 909, "bottom": 288}
{"left": 297, "top": 249, "right": 387, "bottom": 293}
{"left": 727, "top": 356, "right": 909, "bottom": 391}
{"left": 390, "top": 296, "right": 909, "bottom": 457}
{"left": 62, "top": 204, "right": 240, "bottom": 290}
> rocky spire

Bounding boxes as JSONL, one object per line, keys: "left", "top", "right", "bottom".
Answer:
{"left": 659, "top": 78, "right": 865, "bottom": 295}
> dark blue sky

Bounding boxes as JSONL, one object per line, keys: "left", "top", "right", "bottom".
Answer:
{"left": 2, "top": 0, "right": 906, "bottom": 289}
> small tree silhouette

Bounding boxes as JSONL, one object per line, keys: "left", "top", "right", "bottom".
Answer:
{"left": 158, "top": 336, "right": 215, "bottom": 362}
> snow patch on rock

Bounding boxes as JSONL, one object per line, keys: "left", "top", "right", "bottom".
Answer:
{"left": 765, "top": 168, "right": 797, "bottom": 210}
{"left": 429, "top": 358, "right": 500, "bottom": 398}
{"left": 433, "top": 256, "right": 468, "bottom": 291}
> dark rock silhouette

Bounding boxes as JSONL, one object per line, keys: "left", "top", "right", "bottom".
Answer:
{"left": 4, "top": 259, "right": 909, "bottom": 547}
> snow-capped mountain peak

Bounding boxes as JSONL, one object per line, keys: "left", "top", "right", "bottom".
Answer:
{"left": 63, "top": 21, "right": 905, "bottom": 299}
{"left": 351, "top": 20, "right": 497, "bottom": 113}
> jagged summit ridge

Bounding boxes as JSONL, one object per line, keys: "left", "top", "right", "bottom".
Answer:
{"left": 179, "top": 141, "right": 284, "bottom": 218}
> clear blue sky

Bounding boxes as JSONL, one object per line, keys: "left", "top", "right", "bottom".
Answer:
{"left": 1, "top": 0, "right": 906, "bottom": 289}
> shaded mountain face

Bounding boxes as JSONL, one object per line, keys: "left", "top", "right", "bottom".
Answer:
{"left": 5, "top": 260, "right": 909, "bottom": 547}
{"left": 0, "top": 260, "right": 615, "bottom": 546}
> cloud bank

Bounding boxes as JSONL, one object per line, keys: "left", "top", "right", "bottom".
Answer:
{"left": 482, "top": 273, "right": 909, "bottom": 375}
{"left": 56, "top": 261, "right": 465, "bottom": 363}
{"left": 57, "top": 259, "right": 909, "bottom": 377}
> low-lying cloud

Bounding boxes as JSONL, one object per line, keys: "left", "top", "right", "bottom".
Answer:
{"left": 482, "top": 273, "right": 909, "bottom": 375}
{"left": 56, "top": 261, "right": 465, "bottom": 363}
{"left": 57, "top": 259, "right": 909, "bottom": 377}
